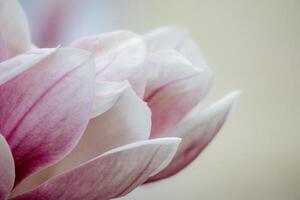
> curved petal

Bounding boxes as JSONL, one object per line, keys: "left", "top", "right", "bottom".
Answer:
{"left": 143, "top": 50, "right": 213, "bottom": 138}
{"left": 0, "top": 0, "right": 31, "bottom": 61}
{"left": 144, "top": 50, "right": 202, "bottom": 98}
{"left": 47, "top": 86, "right": 152, "bottom": 177}
{"left": 147, "top": 91, "right": 240, "bottom": 183}
{"left": 91, "top": 80, "right": 129, "bottom": 118}
{"left": 0, "top": 48, "right": 95, "bottom": 186}
{"left": 145, "top": 26, "right": 207, "bottom": 68}
{"left": 11, "top": 138, "right": 181, "bottom": 200}
{"left": 71, "top": 31, "right": 146, "bottom": 97}
{"left": 11, "top": 85, "right": 152, "bottom": 195}
{"left": 0, "top": 134, "right": 15, "bottom": 200}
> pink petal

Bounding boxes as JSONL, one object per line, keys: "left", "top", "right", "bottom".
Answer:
{"left": 11, "top": 138, "right": 181, "bottom": 200}
{"left": 0, "top": 0, "right": 31, "bottom": 61}
{"left": 11, "top": 85, "right": 151, "bottom": 194}
{"left": 145, "top": 26, "right": 207, "bottom": 67}
{"left": 0, "top": 48, "right": 56, "bottom": 86}
{"left": 0, "top": 134, "right": 15, "bottom": 200}
{"left": 71, "top": 31, "right": 146, "bottom": 97}
{"left": 147, "top": 91, "right": 240, "bottom": 182}
{"left": 47, "top": 86, "right": 152, "bottom": 178}
{"left": 0, "top": 48, "right": 95, "bottom": 186}
{"left": 144, "top": 50, "right": 213, "bottom": 138}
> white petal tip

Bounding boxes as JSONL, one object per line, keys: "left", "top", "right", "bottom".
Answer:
{"left": 201, "top": 90, "right": 241, "bottom": 120}
{"left": 224, "top": 90, "right": 241, "bottom": 110}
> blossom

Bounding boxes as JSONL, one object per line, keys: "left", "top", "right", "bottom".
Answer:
{"left": 0, "top": 0, "right": 240, "bottom": 199}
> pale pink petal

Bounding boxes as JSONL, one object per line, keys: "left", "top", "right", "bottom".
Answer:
{"left": 0, "top": 0, "right": 31, "bottom": 61}
{"left": 71, "top": 31, "right": 146, "bottom": 97}
{"left": 147, "top": 91, "right": 240, "bottom": 182}
{"left": 0, "top": 48, "right": 95, "bottom": 186}
{"left": 0, "top": 48, "right": 56, "bottom": 86}
{"left": 144, "top": 50, "right": 203, "bottom": 98}
{"left": 91, "top": 80, "right": 129, "bottom": 118}
{"left": 145, "top": 26, "right": 207, "bottom": 67}
{"left": 11, "top": 138, "right": 181, "bottom": 200}
{"left": 42, "top": 85, "right": 152, "bottom": 181}
{"left": 143, "top": 50, "right": 213, "bottom": 138}
{"left": 71, "top": 31, "right": 145, "bottom": 75}
{"left": 11, "top": 85, "right": 152, "bottom": 194}
{"left": 0, "top": 134, "right": 15, "bottom": 200}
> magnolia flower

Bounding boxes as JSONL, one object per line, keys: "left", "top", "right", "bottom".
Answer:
{"left": 0, "top": 0, "right": 240, "bottom": 200}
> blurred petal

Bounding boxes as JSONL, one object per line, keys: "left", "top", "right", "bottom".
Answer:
{"left": 0, "top": 48, "right": 95, "bottom": 186}
{"left": 0, "top": 134, "right": 15, "bottom": 200}
{"left": 11, "top": 138, "right": 181, "bottom": 200}
{"left": 144, "top": 50, "right": 213, "bottom": 138}
{"left": 145, "top": 26, "right": 207, "bottom": 67}
{"left": 147, "top": 91, "right": 240, "bottom": 182}
{"left": 91, "top": 80, "right": 129, "bottom": 118}
{"left": 0, "top": 0, "right": 31, "bottom": 61}
{"left": 30, "top": 0, "right": 73, "bottom": 47}
{"left": 71, "top": 31, "right": 146, "bottom": 96}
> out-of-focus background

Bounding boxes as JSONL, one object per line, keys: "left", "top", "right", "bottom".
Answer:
{"left": 22, "top": 0, "right": 300, "bottom": 199}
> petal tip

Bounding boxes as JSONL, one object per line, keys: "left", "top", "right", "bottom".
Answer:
{"left": 223, "top": 90, "right": 241, "bottom": 111}
{"left": 212, "top": 90, "right": 241, "bottom": 110}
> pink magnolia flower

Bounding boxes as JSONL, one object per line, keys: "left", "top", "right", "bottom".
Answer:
{"left": 0, "top": 0, "right": 240, "bottom": 199}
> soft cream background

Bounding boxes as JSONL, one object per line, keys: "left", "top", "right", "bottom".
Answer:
{"left": 23, "top": 0, "right": 300, "bottom": 199}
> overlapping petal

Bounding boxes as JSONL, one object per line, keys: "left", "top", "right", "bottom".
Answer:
{"left": 71, "top": 31, "right": 146, "bottom": 96}
{"left": 11, "top": 138, "right": 181, "bottom": 200}
{"left": 145, "top": 26, "right": 207, "bottom": 68}
{"left": 147, "top": 91, "right": 240, "bottom": 182}
{"left": 0, "top": 0, "right": 31, "bottom": 61}
{"left": 47, "top": 85, "right": 152, "bottom": 178}
{"left": 10, "top": 84, "right": 152, "bottom": 196}
{"left": 143, "top": 50, "right": 202, "bottom": 98}
{"left": 0, "top": 48, "right": 95, "bottom": 185}
{"left": 0, "top": 48, "right": 55, "bottom": 85}
{"left": 0, "top": 135, "right": 15, "bottom": 200}
{"left": 143, "top": 50, "right": 213, "bottom": 138}
{"left": 91, "top": 80, "right": 129, "bottom": 118}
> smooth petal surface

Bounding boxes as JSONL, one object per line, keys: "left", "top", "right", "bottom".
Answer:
{"left": 71, "top": 31, "right": 146, "bottom": 96}
{"left": 145, "top": 26, "right": 207, "bottom": 67}
{"left": 144, "top": 50, "right": 213, "bottom": 138}
{"left": 11, "top": 138, "right": 181, "bottom": 200}
{"left": 0, "top": 135, "right": 14, "bottom": 200}
{"left": 144, "top": 50, "right": 202, "bottom": 98}
{"left": 147, "top": 91, "right": 240, "bottom": 182}
{"left": 11, "top": 85, "right": 152, "bottom": 195}
{"left": 0, "top": 48, "right": 55, "bottom": 86}
{"left": 0, "top": 48, "right": 94, "bottom": 186}
{"left": 0, "top": 0, "right": 31, "bottom": 61}
{"left": 91, "top": 80, "right": 129, "bottom": 118}
{"left": 44, "top": 85, "right": 152, "bottom": 181}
